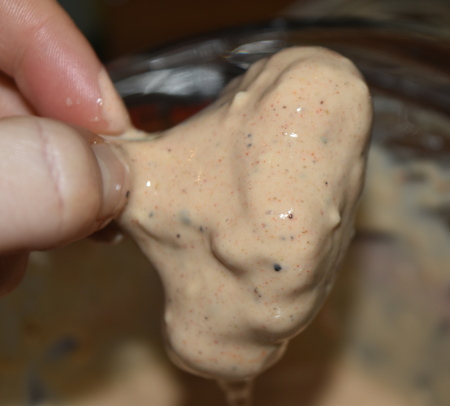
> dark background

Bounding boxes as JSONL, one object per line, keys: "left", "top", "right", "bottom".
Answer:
{"left": 58, "top": 0, "right": 298, "bottom": 60}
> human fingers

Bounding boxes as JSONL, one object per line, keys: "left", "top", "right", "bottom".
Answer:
{"left": 0, "top": 0, "right": 130, "bottom": 134}
{"left": 0, "top": 116, "right": 130, "bottom": 255}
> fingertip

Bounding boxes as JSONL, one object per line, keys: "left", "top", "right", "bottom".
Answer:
{"left": 0, "top": 116, "right": 129, "bottom": 253}
{"left": 0, "top": 0, "right": 130, "bottom": 135}
{"left": 64, "top": 123, "right": 131, "bottom": 222}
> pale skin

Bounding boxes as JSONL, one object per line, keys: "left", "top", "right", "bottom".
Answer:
{"left": 0, "top": 0, "right": 131, "bottom": 296}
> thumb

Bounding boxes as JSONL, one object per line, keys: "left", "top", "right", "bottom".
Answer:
{"left": 0, "top": 116, "right": 129, "bottom": 254}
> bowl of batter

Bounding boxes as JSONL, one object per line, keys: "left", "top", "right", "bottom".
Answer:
{"left": 1, "top": 17, "right": 450, "bottom": 406}
{"left": 109, "top": 19, "right": 450, "bottom": 404}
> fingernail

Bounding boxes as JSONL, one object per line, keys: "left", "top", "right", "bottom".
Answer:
{"left": 91, "top": 141, "right": 130, "bottom": 221}
{"left": 97, "top": 68, "right": 130, "bottom": 134}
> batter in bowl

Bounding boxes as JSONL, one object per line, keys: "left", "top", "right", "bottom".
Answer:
{"left": 114, "top": 46, "right": 372, "bottom": 403}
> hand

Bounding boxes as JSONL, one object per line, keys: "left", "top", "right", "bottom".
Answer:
{"left": 0, "top": 0, "right": 131, "bottom": 296}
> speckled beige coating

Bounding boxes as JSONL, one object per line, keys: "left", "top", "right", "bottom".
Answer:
{"left": 117, "top": 46, "right": 372, "bottom": 381}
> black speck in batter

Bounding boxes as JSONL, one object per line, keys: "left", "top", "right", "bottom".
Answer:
{"left": 288, "top": 213, "right": 294, "bottom": 219}
{"left": 176, "top": 234, "right": 181, "bottom": 238}
{"left": 125, "top": 191, "right": 130, "bottom": 198}
{"left": 273, "top": 264, "right": 282, "bottom": 272}
{"left": 247, "top": 143, "right": 252, "bottom": 147}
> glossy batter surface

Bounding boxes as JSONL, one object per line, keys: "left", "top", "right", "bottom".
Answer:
{"left": 117, "top": 47, "right": 372, "bottom": 381}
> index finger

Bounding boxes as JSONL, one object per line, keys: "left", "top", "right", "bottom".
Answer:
{"left": 0, "top": 0, "right": 130, "bottom": 134}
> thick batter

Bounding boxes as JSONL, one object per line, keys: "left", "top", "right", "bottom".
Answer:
{"left": 116, "top": 46, "right": 372, "bottom": 384}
